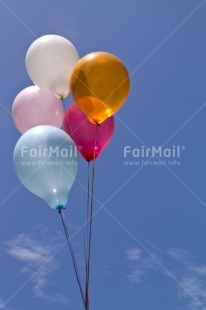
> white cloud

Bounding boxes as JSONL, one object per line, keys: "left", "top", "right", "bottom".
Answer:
{"left": 167, "top": 247, "right": 206, "bottom": 310}
{"left": 5, "top": 233, "right": 70, "bottom": 306}
{"left": 6, "top": 234, "right": 54, "bottom": 263}
{"left": 126, "top": 245, "right": 206, "bottom": 309}
{"left": 167, "top": 247, "right": 189, "bottom": 263}
{"left": 126, "top": 247, "right": 157, "bottom": 284}
{"left": 177, "top": 265, "right": 206, "bottom": 309}
{"left": 127, "top": 269, "right": 144, "bottom": 284}
{"left": 181, "top": 276, "right": 206, "bottom": 300}
{"left": 190, "top": 265, "right": 206, "bottom": 277}
{"left": 126, "top": 248, "right": 142, "bottom": 261}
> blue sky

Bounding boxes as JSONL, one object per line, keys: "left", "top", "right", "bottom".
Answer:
{"left": 0, "top": 0, "right": 206, "bottom": 309}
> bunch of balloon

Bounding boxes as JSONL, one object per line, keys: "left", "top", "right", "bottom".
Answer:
{"left": 66, "top": 51, "right": 130, "bottom": 309}
{"left": 11, "top": 33, "right": 130, "bottom": 310}
{"left": 12, "top": 35, "right": 87, "bottom": 306}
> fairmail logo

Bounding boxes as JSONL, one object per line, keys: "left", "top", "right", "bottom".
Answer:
{"left": 20, "top": 145, "right": 78, "bottom": 158}
{"left": 124, "top": 145, "right": 185, "bottom": 158}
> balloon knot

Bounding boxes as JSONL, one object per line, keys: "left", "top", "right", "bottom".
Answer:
{"left": 55, "top": 90, "right": 64, "bottom": 100}
{"left": 56, "top": 205, "right": 65, "bottom": 212}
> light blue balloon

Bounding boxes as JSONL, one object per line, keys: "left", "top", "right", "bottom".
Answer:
{"left": 13, "top": 125, "right": 78, "bottom": 210}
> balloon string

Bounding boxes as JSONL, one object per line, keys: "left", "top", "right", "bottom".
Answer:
{"left": 85, "top": 124, "right": 98, "bottom": 310}
{"left": 80, "top": 183, "right": 87, "bottom": 275}
{"left": 84, "top": 161, "right": 90, "bottom": 281}
{"left": 85, "top": 162, "right": 90, "bottom": 309}
{"left": 87, "top": 161, "right": 90, "bottom": 249}
{"left": 86, "top": 162, "right": 90, "bottom": 269}
{"left": 58, "top": 210, "right": 86, "bottom": 308}
{"left": 60, "top": 98, "right": 66, "bottom": 116}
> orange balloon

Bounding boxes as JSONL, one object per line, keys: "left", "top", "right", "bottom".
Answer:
{"left": 69, "top": 52, "right": 130, "bottom": 124}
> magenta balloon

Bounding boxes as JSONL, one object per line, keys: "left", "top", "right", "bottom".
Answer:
{"left": 63, "top": 103, "right": 114, "bottom": 161}
{"left": 12, "top": 86, "right": 64, "bottom": 133}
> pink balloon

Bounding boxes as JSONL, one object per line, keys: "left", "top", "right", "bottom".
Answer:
{"left": 64, "top": 102, "right": 114, "bottom": 161}
{"left": 12, "top": 86, "right": 64, "bottom": 133}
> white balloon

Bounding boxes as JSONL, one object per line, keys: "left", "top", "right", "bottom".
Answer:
{"left": 26, "top": 35, "right": 79, "bottom": 99}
